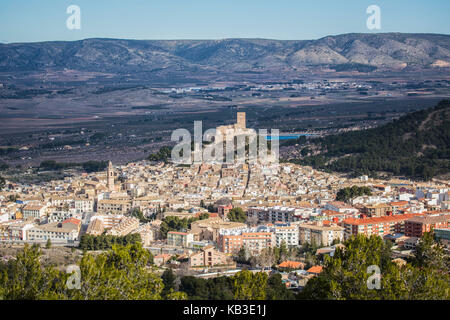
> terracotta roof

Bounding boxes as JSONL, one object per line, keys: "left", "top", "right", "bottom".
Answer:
{"left": 307, "top": 266, "right": 323, "bottom": 274}
{"left": 168, "top": 231, "right": 188, "bottom": 235}
{"left": 389, "top": 201, "right": 409, "bottom": 206}
{"left": 278, "top": 260, "right": 304, "bottom": 269}
{"left": 63, "top": 218, "right": 81, "bottom": 225}
{"left": 406, "top": 214, "right": 449, "bottom": 225}
{"left": 327, "top": 201, "right": 354, "bottom": 209}
{"left": 343, "top": 213, "right": 424, "bottom": 226}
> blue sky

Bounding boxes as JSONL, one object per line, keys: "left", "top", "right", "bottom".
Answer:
{"left": 0, "top": 0, "right": 449, "bottom": 43}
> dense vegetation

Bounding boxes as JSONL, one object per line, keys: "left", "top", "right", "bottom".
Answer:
{"left": 79, "top": 233, "right": 142, "bottom": 251}
{"left": 0, "top": 232, "right": 447, "bottom": 300}
{"left": 0, "top": 243, "right": 293, "bottom": 300}
{"left": 336, "top": 186, "right": 372, "bottom": 202}
{"left": 227, "top": 207, "right": 247, "bottom": 223}
{"left": 329, "top": 63, "right": 377, "bottom": 72}
{"left": 298, "top": 233, "right": 450, "bottom": 299}
{"left": 159, "top": 213, "right": 210, "bottom": 238}
{"left": 0, "top": 243, "right": 185, "bottom": 300}
{"left": 39, "top": 160, "right": 108, "bottom": 173}
{"left": 148, "top": 146, "right": 172, "bottom": 163}
{"left": 290, "top": 100, "right": 450, "bottom": 180}
{"left": 180, "top": 270, "right": 294, "bottom": 300}
{"left": 0, "top": 175, "right": 5, "bottom": 190}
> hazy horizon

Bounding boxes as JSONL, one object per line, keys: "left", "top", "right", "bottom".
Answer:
{"left": 1, "top": 0, "right": 450, "bottom": 43}
{"left": 1, "top": 31, "right": 450, "bottom": 45}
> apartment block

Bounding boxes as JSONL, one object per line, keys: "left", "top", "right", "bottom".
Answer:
{"left": 217, "top": 227, "right": 275, "bottom": 255}
{"left": 106, "top": 216, "right": 140, "bottom": 236}
{"left": 274, "top": 224, "right": 299, "bottom": 247}
{"left": 247, "top": 206, "right": 302, "bottom": 224}
{"left": 22, "top": 203, "right": 47, "bottom": 219}
{"left": 27, "top": 218, "right": 81, "bottom": 243}
{"left": 298, "top": 222, "right": 344, "bottom": 246}
{"left": 167, "top": 231, "right": 194, "bottom": 248}
{"left": 404, "top": 213, "right": 449, "bottom": 237}
{"left": 188, "top": 245, "right": 228, "bottom": 268}
{"left": 97, "top": 199, "right": 131, "bottom": 214}
{"left": 343, "top": 213, "right": 424, "bottom": 240}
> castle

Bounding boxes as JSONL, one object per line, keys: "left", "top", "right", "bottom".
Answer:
{"left": 216, "top": 112, "right": 253, "bottom": 139}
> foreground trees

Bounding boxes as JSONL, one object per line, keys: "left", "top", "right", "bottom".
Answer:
{"left": 0, "top": 243, "right": 185, "bottom": 300}
{"left": 179, "top": 271, "right": 294, "bottom": 300}
{"left": 72, "top": 243, "right": 163, "bottom": 300}
{"left": 1, "top": 233, "right": 448, "bottom": 300}
{"left": 299, "top": 234, "right": 450, "bottom": 300}
{"left": 0, "top": 245, "right": 69, "bottom": 299}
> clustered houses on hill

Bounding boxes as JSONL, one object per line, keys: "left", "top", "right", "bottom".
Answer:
{"left": 0, "top": 114, "right": 449, "bottom": 284}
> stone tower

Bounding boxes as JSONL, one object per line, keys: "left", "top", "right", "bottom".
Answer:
{"left": 237, "top": 112, "right": 246, "bottom": 129}
{"left": 107, "top": 161, "right": 114, "bottom": 191}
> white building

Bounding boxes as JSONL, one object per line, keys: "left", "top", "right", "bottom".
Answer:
{"left": 274, "top": 224, "right": 299, "bottom": 247}
{"left": 74, "top": 198, "right": 94, "bottom": 213}
{"left": 27, "top": 218, "right": 81, "bottom": 243}
{"left": 22, "top": 203, "right": 47, "bottom": 219}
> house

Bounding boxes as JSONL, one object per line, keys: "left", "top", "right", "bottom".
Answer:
{"left": 306, "top": 265, "right": 323, "bottom": 275}
{"left": 153, "top": 253, "right": 172, "bottom": 266}
{"left": 298, "top": 222, "right": 344, "bottom": 246}
{"left": 27, "top": 218, "right": 81, "bottom": 243}
{"left": 188, "top": 245, "right": 229, "bottom": 268}
{"left": 22, "top": 203, "right": 47, "bottom": 219}
{"left": 278, "top": 260, "right": 305, "bottom": 270}
{"left": 167, "top": 231, "right": 194, "bottom": 248}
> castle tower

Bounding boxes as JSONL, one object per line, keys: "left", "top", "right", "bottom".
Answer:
{"left": 237, "top": 112, "right": 246, "bottom": 129}
{"left": 107, "top": 161, "right": 114, "bottom": 191}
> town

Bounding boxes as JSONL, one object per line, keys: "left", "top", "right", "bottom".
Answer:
{"left": 0, "top": 114, "right": 448, "bottom": 291}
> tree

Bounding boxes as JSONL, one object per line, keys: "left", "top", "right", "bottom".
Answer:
{"left": 79, "top": 233, "right": 141, "bottom": 251}
{"left": 82, "top": 161, "right": 107, "bottom": 173}
{"left": 253, "top": 248, "right": 275, "bottom": 271}
{"left": 413, "top": 231, "right": 448, "bottom": 272}
{"left": 299, "top": 234, "right": 450, "bottom": 300}
{"left": 8, "top": 194, "right": 19, "bottom": 202}
{"left": 266, "top": 273, "right": 295, "bottom": 300}
{"left": 72, "top": 243, "right": 164, "bottom": 300}
{"left": 165, "top": 289, "right": 188, "bottom": 300}
{"left": 235, "top": 247, "right": 250, "bottom": 264}
{"left": 160, "top": 214, "right": 209, "bottom": 239}
{"left": 130, "top": 208, "right": 149, "bottom": 223}
{"left": 161, "top": 268, "right": 176, "bottom": 297}
{"left": 179, "top": 276, "right": 209, "bottom": 299}
{"left": 148, "top": 146, "right": 172, "bottom": 163}
{"left": 0, "top": 244, "right": 68, "bottom": 300}
{"left": 0, "top": 175, "right": 5, "bottom": 190}
{"left": 228, "top": 207, "right": 246, "bottom": 223}
{"left": 232, "top": 270, "right": 268, "bottom": 300}
{"left": 336, "top": 186, "right": 372, "bottom": 203}
{"left": 45, "top": 239, "right": 52, "bottom": 249}
{"left": 0, "top": 243, "right": 189, "bottom": 300}
{"left": 279, "top": 240, "right": 289, "bottom": 262}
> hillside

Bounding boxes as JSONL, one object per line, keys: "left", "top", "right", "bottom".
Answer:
{"left": 1, "top": 33, "right": 450, "bottom": 74}
{"left": 288, "top": 100, "right": 450, "bottom": 180}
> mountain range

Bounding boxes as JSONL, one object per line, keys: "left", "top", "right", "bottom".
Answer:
{"left": 1, "top": 33, "right": 450, "bottom": 74}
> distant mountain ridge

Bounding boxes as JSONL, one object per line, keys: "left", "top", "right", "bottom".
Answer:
{"left": 1, "top": 33, "right": 450, "bottom": 73}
